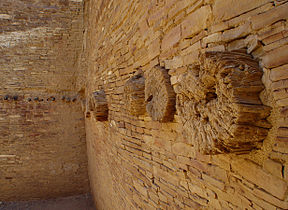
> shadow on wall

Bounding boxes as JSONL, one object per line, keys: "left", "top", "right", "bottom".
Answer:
{"left": 0, "top": 194, "right": 96, "bottom": 210}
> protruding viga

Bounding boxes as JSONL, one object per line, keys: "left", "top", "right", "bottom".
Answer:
{"left": 175, "top": 51, "right": 271, "bottom": 154}
{"left": 145, "top": 66, "right": 176, "bottom": 122}
{"left": 124, "top": 72, "right": 146, "bottom": 116}
{"left": 86, "top": 90, "right": 108, "bottom": 121}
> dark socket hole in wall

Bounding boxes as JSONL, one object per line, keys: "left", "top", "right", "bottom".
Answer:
{"left": 27, "top": 98, "right": 32, "bottom": 102}
{"left": 47, "top": 97, "right": 56, "bottom": 101}
{"left": 146, "top": 95, "right": 153, "bottom": 102}
{"left": 4, "top": 95, "right": 9, "bottom": 100}
{"left": 34, "top": 97, "right": 39, "bottom": 101}
{"left": 86, "top": 112, "right": 91, "bottom": 118}
{"left": 13, "top": 96, "right": 18, "bottom": 100}
{"left": 62, "top": 96, "right": 65, "bottom": 100}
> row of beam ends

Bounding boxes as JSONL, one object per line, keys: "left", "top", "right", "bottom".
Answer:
{"left": 84, "top": 51, "right": 271, "bottom": 155}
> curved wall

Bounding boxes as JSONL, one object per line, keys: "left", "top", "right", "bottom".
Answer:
{"left": 83, "top": 0, "right": 288, "bottom": 209}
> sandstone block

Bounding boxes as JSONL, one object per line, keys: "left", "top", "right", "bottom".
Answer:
{"left": 253, "top": 187, "right": 288, "bottom": 209}
{"left": 181, "top": 41, "right": 201, "bottom": 56}
{"left": 171, "top": 142, "right": 193, "bottom": 157}
{"left": 251, "top": 3, "right": 288, "bottom": 30}
{"left": 213, "top": 0, "right": 271, "bottom": 22}
{"left": 262, "top": 31, "right": 287, "bottom": 46}
{"left": 262, "top": 45, "right": 288, "bottom": 68}
{"left": 181, "top": 6, "right": 211, "bottom": 39}
{"left": 183, "top": 51, "right": 199, "bottom": 66}
{"left": 258, "top": 21, "right": 285, "bottom": 39}
{"left": 227, "top": 39, "right": 246, "bottom": 51}
{"left": 202, "top": 173, "right": 225, "bottom": 190}
{"left": 161, "top": 25, "right": 181, "bottom": 52}
{"left": 231, "top": 158, "right": 288, "bottom": 200}
{"left": 153, "top": 137, "right": 172, "bottom": 152}
{"left": 133, "top": 180, "right": 148, "bottom": 197}
{"left": 170, "top": 75, "right": 179, "bottom": 85}
{"left": 222, "top": 22, "right": 251, "bottom": 42}
{"left": 148, "top": 38, "right": 161, "bottom": 60}
{"left": 263, "top": 158, "right": 283, "bottom": 178}
{"left": 245, "top": 35, "right": 261, "bottom": 54}
{"left": 202, "top": 32, "right": 222, "bottom": 47}
{"left": 273, "top": 136, "right": 288, "bottom": 153}
{"left": 164, "top": 56, "right": 183, "bottom": 69}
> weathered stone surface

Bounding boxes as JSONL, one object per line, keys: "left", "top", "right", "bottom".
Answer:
{"left": 176, "top": 51, "right": 271, "bottom": 154}
{"left": 232, "top": 159, "right": 288, "bottom": 200}
{"left": 145, "top": 66, "right": 176, "bottom": 122}
{"left": 181, "top": 6, "right": 211, "bottom": 39}
{"left": 262, "top": 44, "right": 288, "bottom": 68}
{"left": 161, "top": 25, "right": 181, "bottom": 52}
{"left": 221, "top": 22, "right": 251, "bottom": 42}
{"left": 83, "top": 1, "right": 288, "bottom": 208}
{"left": 213, "top": 0, "right": 270, "bottom": 22}
{"left": 5, "top": 0, "right": 287, "bottom": 209}
{"left": 263, "top": 159, "right": 283, "bottom": 178}
{"left": 164, "top": 56, "right": 184, "bottom": 69}
{"left": 251, "top": 3, "right": 288, "bottom": 30}
{"left": 123, "top": 73, "right": 146, "bottom": 116}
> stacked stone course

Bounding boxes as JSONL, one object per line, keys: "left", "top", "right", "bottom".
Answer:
{"left": 0, "top": 0, "right": 89, "bottom": 201}
{"left": 2, "top": 0, "right": 288, "bottom": 209}
{"left": 82, "top": 0, "right": 288, "bottom": 209}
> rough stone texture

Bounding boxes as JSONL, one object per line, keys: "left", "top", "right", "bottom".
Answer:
{"left": 2, "top": 0, "right": 288, "bottom": 209}
{"left": 82, "top": 1, "right": 288, "bottom": 209}
{"left": 145, "top": 66, "right": 176, "bottom": 122}
{"left": 0, "top": 0, "right": 89, "bottom": 201}
{"left": 181, "top": 5, "right": 211, "bottom": 39}
{"left": 213, "top": 0, "right": 271, "bottom": 22}
{"left": 176, "top": 51, "right": 271, "bottom": 154}
{"left": 124, "top": 72, "right": 146, "bottom": 116}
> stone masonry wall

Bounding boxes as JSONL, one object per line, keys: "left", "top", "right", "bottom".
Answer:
{"left": 0, "top": 0, "right": 89, "bottom": 200}
{"left": 82, "top": 0, "right": 288, "bottom": 209}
